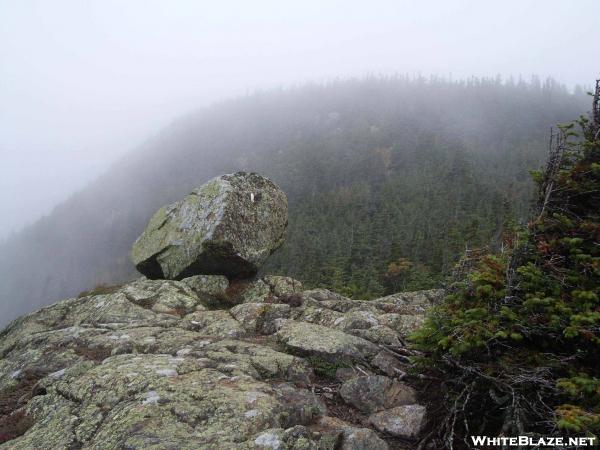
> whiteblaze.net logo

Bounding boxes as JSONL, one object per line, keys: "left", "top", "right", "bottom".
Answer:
{"left": 470, "top": 436, "right": 597, "bottom": 447}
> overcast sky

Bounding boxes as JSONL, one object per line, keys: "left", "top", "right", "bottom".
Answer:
{"left": 1, "top": 0, "right": 599, "bottom": 240}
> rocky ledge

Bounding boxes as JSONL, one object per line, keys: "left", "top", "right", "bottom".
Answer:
{"left": 0, "top": 173, "right": 440, "bottom": 449}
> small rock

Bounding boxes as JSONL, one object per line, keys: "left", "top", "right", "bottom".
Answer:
{"left": 155, "top": 368, "right": 178, "bottom": 377}
{"left": 302, "top": 289, "right": 349, "bottom": 303}
{"left": 131, "top": 172, "right": 288, "bottom": 280}
{"left": 341, "top": 428, "right": 388, "bottom": 450}
{"left": 276, "top": 320, "right": 379, "bottom": 363}
{"left": 371, "top": 351, "right": 406, "bottom": 378}
{"left": 336, "top": 310, "right": 379, "bottom": 331}
{"left": 368, "top": 404, "right": 426, "bottom": 439}
{"left": 49, "top": 368, "right": 67, "bottom": 379}
{"left": 340, "top": 375, "right": 417, "bottom": 414}
{"left": 181, "top": 310, "right": 245, "bottom": 338}
{"left": 237, "top": 279, "right": 273, "bottom": 303}
{"left": 350, "top": 325, "right": 403, "bottom": 346}
{"left": 290, "top": 305, "right": 344, "bottom": 328}
{"left": 282, "top": 425, "right": 319, "bottom": 449}
{"left": 230, "top": 302, "right": 291, "bottom": 334}
{"left": 377, "top": 313, "right": 425, "bottom": 336}
{"left": 316, "top": 416, "right": 388, "bottom": 450}
{"left": 141, "top": 390, "right": 161, "bottom": 405}
{"left": 335, "top": 367, "right": 358, "bottom": 382}
{"left": 122, "top": 278, "right": 203, "bottom": 316}
{"left": 274, "top": 382, "right": 327, "bottom": 426}
{"left": 263, "top": 275, "right": 303, "bottom": 297}
{"left": 255, "top": 430, "right": 284, "bottom": 449}
{"left": 279, "top": 293, "right": 304, "bottom": 307}
{"left": 181, "top": 274, "right": 229, "bottom": 308}
{"left": 370, "top": 290, "right": 443, "bottom": 315}
{"left": 334, "top": 367, "right": 372, "bottom": 383}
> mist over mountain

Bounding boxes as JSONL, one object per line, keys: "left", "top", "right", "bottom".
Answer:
{"left": 0, "top": 76, "right": 589, "bottom": 326}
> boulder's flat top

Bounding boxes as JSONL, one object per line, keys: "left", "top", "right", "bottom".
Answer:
{"left": 0, "top": 275, "right": 441, "bottom": 449}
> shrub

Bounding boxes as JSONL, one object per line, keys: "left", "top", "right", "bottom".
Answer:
{"left": 412, "top": 82, "right": 600, "bottom": 446}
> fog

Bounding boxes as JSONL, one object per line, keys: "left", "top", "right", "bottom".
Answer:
{"left": 0, "top": 0, "right": 599, "bottom": 240}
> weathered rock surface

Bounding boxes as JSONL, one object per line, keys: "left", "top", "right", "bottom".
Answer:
{"left": 316, "top": 416, "right": 389, "bottom": 450}
{"left": 131, "top": 172, "right": 288, "bottom": 280}
{"left": 276, "top": 320, "right": 380, "bottom": 364}
{"left": 181, "top": 274, "right": 230, "bottom": 308}
{"left": 0, "top": 277, "right": 439, "bottom": 449}
{"left": 231, "top": 303, "right": 291, "bottom": 334}
{"left": 339, "top": 375, "right": 417, "bottom": 414}
{"left": 371, "top": 351, "right": 407, "bottom": 377}
{"left": 368, "top": 404, "right": 427, "bottom": 439}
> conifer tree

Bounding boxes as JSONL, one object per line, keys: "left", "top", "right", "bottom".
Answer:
{"left": 412, "top": 80, "right": 600, "bottom": 446}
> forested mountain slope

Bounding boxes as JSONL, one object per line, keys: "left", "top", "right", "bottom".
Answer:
{"left": 0, "top": 77, "right": 588, "bottom": 325}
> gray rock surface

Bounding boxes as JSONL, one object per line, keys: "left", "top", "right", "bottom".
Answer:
{"left": 131, "top": 172, "right": 288, "bottom": 280}
{"left": 368, "top": 404, "right": 427, "bottom": 439}
{"left": 231, "top": 303, "right": 291, "bottom": 334}
{"left": 317, "top": 416, "right": 389, "bottom": 450}
{"left": 0, "top": 276, "right": 435, "bottom": 449}
{"left": 276, "top": 320, "right": 380, "bottom": 364}
{"left": 181, "top": 274, "right": 230, "bottom": 308}
{"left": 339, "top": 375, "right": 417, "bottom": 414}
{"left": 371, "top": 351, "right": 406, "bottom": 377}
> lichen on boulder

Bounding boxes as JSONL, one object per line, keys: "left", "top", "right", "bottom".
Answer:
{"left": 131, "top": 172, "right": 288, "bottom": 280}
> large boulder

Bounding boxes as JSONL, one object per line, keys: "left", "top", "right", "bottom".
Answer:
{"left": 131, "top": 172, "right": 288, "bottom": 280}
